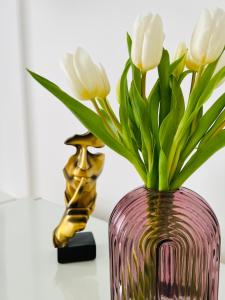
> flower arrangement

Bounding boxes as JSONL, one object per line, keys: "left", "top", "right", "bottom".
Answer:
{"left": 28, "top": 8, "right": 225, "bottom": 191}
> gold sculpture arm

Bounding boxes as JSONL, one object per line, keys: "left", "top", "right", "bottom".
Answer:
{"left": 53, "top": 132, "right": 105, "bottom": 248}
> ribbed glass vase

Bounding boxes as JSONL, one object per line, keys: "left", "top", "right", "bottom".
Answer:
{"left": 109, "top": 187, "right": 220, "bottom": 300}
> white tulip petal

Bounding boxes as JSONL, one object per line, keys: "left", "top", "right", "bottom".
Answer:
{"left": 206, "top": 10, "right": 225, "bottom": 63}
{"left": 190, "top": 9, "right": 213, "bottom": 64}
{"left": 131, "top": 15, "right": 143, "bottom": 68}
{"left": 94, "top": 67, "right": 105, "bottom": 99}
{"left": 73, "top": 47, "right": 99, "bottom": 97}
{"left": 62, "top": 53, "right": 89, "bottom": 100}
{"left": 210, "top": 7, "right": 225, "bottom": 20}
{"left": 97, "top": 64, "right": 110, "bottom": 98}
{"left": 141, "top": 15, "right": 164, "bottom": 71}
{"left": 93, "top": 65, "right": 107, "bottom": 99}
{"left": 131, "top": 14, "right": 153, "bottom": 69}
{"left": 186, "top": 52, "right": 200, "bottom": 71}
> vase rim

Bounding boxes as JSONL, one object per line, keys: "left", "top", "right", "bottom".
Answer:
{"left": 143, "top": 186, "right": 181, "bottom": 193}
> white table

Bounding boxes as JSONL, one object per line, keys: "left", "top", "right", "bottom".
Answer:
{"left": 0, "top": 191, "right": 14, "bottom": 204}
{"left": 0, "top": 197, "right": 224, "bottom": 299}
{"left": 0, "top": 198, "right": 110, "bottom": 300}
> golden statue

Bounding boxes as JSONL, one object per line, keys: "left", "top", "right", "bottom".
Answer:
{"left": 53, "top": 132, "right": 105, "bottom": 248}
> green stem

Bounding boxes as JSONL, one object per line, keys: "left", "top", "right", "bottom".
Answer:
{"left": 190, "top": 66, "right": 204, "bottom": 135}
{"left": 146, "top": 174, "right": 151, "bottom": 189}
{"left": 141, "top": 72, "right": 146, "bottom": 99}
{"left": 91, "top": 99, "right": 117, "bottom": 138}
{"left": 190, "top": 72, "right": 196, "bottom": 94}
{"left": 194, "top": 65, "right": 204, "bottom": 88}
{"left": 104, "top": 99, "right": 122, "bottom": 131}
{"left": 169, "top": 141, "right": 184, "bottom": 183}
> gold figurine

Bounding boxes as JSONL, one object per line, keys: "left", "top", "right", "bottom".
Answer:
{"left": 53, "top": 132, "right": 105, "bottom": 248}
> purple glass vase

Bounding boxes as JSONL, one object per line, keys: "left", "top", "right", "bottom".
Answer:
{"left": 109, "top": 187, "right": 220, "bottom": 300}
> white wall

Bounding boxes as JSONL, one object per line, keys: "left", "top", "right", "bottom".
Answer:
{"left": 1, "top": 0, "right": 225, "bottom": 231}
{"left": 0, "top": 0, "right": 30, "bottom": 196}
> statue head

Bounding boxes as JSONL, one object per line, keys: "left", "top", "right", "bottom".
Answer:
{"left": 63, "top": 132, "right": 105, "bottom": 192}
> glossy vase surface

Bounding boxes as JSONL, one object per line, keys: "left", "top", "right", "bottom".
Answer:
{"left": 109, "top": 187, "right": 220, "bottom": 300}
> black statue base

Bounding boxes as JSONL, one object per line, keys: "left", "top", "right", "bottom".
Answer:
{"left": 57, "top": 231, "right": 96, "bottom": 264}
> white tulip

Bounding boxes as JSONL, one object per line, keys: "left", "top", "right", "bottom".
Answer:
{"left": 190, "top": 8, "right": 225, "bottom": 65}
{"left": 131, "top": 14, "right": 164, "bottom": 72}
{"left": 62, "top": 47, "right": 110, "bottom": 100}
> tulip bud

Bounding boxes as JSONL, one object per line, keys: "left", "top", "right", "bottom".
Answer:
{"left": 62, "top": 47, "right": 110, "bottom": 100}
{"left": 186, "top": 52, "right": 200, "bottom": 72}
{"left": 131, "top": 14, "right": 164, "bottom": 72}
{"left": 190, "top": 8, "right": 225, "bottom": 65}
{"left": 173, "top": 42, "right": 188, "bottom": 78}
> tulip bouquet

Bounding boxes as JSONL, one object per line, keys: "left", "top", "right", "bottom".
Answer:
{"left": 28, "top": 8, "right": 225, "bottom": 191}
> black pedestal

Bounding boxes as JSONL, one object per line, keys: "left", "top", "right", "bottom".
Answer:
{"left": 57, "top": 231, "right": 96, "bottom": 264}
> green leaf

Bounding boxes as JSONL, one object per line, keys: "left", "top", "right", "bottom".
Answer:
{"left": 178, "top": 70, "right": 193, "bottom": 84}
{"left": 130, "top": 81, "right": 153, "bottom": 172}
{"left": 161, "top": 77, "right": 185, "bottom": 183}
{"left": 159, "top": 77, "right": 185, "bottom": 156}
{"left": 132, "top": 65, "right": 142, "bottom": 92}
{"left": 141, "top": 137, "right": 149, "bottom": 168}
{"left": 126, "top": 32, "right": 132, "bottom": 56}
{"left": 130, "top": 81, "right": 147, "bottom": 128}
{"left": 27, "top": 70, "right": 131, "bottom": 160}
{"left": 128, "top": 102, "right": 142, "bottom": 149}
{"left": 169, "top": 62, "right": 220, "bottom": 166}
{"left": 100, "top": 109, "right": 118, "bottom": 134}
{"left": 118, "top": 63, "right": 146, "bottom": 176}
{"left": 169, "top": 55, "right": 184, "bottom": 74}
{"left": 168, "top": 59, "right": 222, "bottom": 174}
{"left": 180, "top": 92, "right": 225, "bottom": 162}
{"left": 199, "top": 109, "right": 225, "bottom": 147}
{"left": 119, "top": 59, "right": 131, "bottom": 135}
{"left": 126, "top": 32, "right": 142, "bottom": 91}
{"left": 171, "top": 130, "right": 225, "bottom": 189}
{"left": 158, "top": 49, "right": 171, "bottom": 124}
{"left": 190, "top": 106, "right": 203, "bottom": 135}
{"left": 187, "top": 59, "right": 219, "bottom": 113}
{"left": 147, "top": 81, "right": 161, "bottom": 189}
{"left": 147, "top": 81, "right": 160, "bottom": 145}
{"left": 196, "top": 66, "right": 225, "bottom": 109}
{"left": 184, "top": 66, "right": 225, "bottom": 141}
